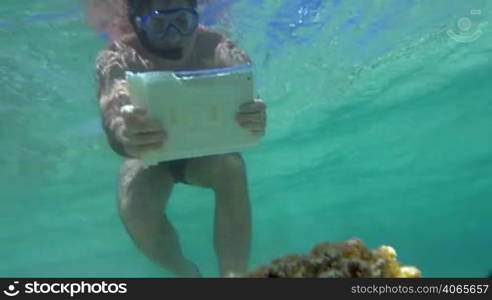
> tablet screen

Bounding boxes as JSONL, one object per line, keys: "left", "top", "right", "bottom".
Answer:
{"left": 126, "top": 64, "right": 259, "bottom": 167}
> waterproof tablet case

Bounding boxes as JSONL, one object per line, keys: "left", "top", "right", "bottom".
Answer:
{"left": 126, "top": 63, "right": 259, "bottom": 168}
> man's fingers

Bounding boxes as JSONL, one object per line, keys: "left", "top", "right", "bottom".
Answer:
{"left": 120, "top": 105, "right": 146, "bottom": 115}
{"left": 239, "top": 122, "right": 264, "bottom": 131}
{"left": 240, "top": 98, "right": 265, "bottom": 107}
{"left": 120, "top": 107, "right": 164, "bottom": 134}
{"left": 126, "top": 142, "right": 164, "bottom": 156}
{"left": 120, "top": 105, "right": 150, "bottom": 125}
{"left": 126, "top": 119, "right": 164, "bottom": 134}
{"left": 130, "top": 106, "right": 147, "bottom": 115}
{"left": 135, "top": 142, "right": 164, "bottom": 152}
{"left": 236, "top": 119, "right": 265, "bottom": 136}
{"left": 237, "top": 113, "right": 266, "bottom": 123}
{"left": 239, "top": 100, "right": 266, "bottom": 113}
{"left": 126, "top": 131, "right": 166, "bottom": 146}
{"left": 238, "top": 119, "right": 264, "bottom": 127}
{"left": 251, "top": 129, "right": 265, "bottom": 137}
{"left": 122, "top": 108, "right": 147, "bottom": 123}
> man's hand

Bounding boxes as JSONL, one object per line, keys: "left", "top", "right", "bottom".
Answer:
{"left": 115, "top": 105, "right": 167, "bottom": 158}
{"left": 236, "top": 99, "right": 267, "bottom": 137}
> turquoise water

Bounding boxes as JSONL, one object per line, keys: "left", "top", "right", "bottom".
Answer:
{"left": 1, "top": 0, "right": 491, "bottom": 278}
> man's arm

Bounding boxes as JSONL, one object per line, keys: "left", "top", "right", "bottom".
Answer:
{"left": 96, "top": 49, "right": 134, "bottom": 158}
{"left": 214, "top": 38, "right": 267, "bottom": 137}
{"left": 214, "top": 39, "right": 252, "bottom": 67}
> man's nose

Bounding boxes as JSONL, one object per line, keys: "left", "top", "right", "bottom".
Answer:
{"left": 165, "top": 26, "right": 181, "bottom": 43}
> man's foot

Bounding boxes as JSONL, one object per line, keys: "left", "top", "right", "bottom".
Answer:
{"left": 176, "top": 260, "right": 202, "bottom": 278}
{"left": 223, "top": 272, "right": 244, "bottom": 278}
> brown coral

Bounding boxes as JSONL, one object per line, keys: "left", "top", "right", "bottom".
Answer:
{"left": 247, "top": 238, "right": 420, "bottom": 278}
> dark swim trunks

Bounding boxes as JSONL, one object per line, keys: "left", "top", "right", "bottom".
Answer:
{"left": 166, "top": 159, "right": 189, "bottom": 184}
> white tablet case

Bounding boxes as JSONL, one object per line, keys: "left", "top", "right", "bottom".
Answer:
{"left": 126, "top": 64, "right": 259, "bottom": 167}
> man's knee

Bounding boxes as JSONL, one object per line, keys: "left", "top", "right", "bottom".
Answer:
{"left": 118, "top": 160, "right": 174, "bottom": 221}
{"left": 209, "top": 153, "right": 246, "bottom": 186}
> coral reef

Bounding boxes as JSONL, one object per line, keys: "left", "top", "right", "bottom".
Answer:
{"left": 248, "top": 238, "right": 421, "bottom": 278}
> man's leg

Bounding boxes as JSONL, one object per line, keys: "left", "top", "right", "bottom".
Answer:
{"left": 184, "top": 153, "right": 252, "bottom": 277}
{"left": 118, "top": 159, "right": 201, "bottom": 277}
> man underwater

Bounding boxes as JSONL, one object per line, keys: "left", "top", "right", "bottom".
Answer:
{"left": 94, "top": 0, "right": 267, "bottom": 277}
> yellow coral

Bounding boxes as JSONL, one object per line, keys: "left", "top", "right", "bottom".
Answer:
{"left": 248, "top": 238, "right": 421, "bottom": 278}
{"left": 379, "top": 245, "right": 397, "bottom": 259}
{"left": 397, "top": 266, "right": 421, "bottom": 278}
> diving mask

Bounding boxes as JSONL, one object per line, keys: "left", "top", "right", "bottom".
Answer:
{"left": 135, "top": 8, "right": 199, "bottom": 40}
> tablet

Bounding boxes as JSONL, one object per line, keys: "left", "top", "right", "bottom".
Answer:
{"left": 126, "top": 63, "right": 259, "bottom": 168}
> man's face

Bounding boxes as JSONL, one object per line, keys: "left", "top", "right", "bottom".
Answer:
{"left": 138, "top": 0, "right": 198, "bottom": 60}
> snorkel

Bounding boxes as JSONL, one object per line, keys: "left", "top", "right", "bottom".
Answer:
{"left": 127, "top": 0, "right": 199, "bottom": 60}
